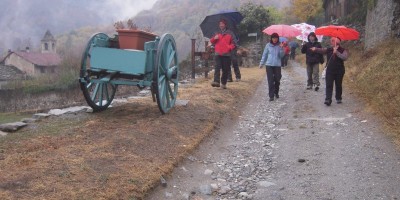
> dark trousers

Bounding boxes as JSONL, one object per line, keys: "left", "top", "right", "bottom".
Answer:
{"left": 228, "top": 49, "right": 241, "bottom": 80}
{"left": 325, "top": 72, "right": 344, "bottom": 101}
{"left": 281, "top": 55, "right": 289, "bottom": 67}
{"left": 290, "top": 47, "right": 296, "bottom": 60}
{"left": 266, "top": 66, "right": 282, "bottom": 98}
{"left": 214, "top": 55, "right": 231, "bottom": 85}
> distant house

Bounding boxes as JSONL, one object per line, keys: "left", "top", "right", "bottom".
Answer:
{"left": 0, "top": 30, "right": 61, "bottom": 77}
{"left": 323, "top": 0, "right": 361, "bottom": 23}
{"left": 0, "top": 64, "right": 24, "bottom": 89}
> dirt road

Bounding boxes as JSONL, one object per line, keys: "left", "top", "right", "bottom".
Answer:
{"left": 146, "top": 62, "right": 400, "bottom": 200}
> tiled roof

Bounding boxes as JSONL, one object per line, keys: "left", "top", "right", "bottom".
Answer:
{"left": 14, "top": 51, "right": 61, "bottom": 66}
{"left": 0, "top": 64, "right": 24, "bottom": 80}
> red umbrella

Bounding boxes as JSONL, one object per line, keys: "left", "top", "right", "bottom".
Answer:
{"left": 262, "top": 24, "right": 301, "bottom": 37}
{"left": 315, "top": 25, "right": 359, "bottom": 40}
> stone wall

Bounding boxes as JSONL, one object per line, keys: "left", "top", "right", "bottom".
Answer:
{"left": 365, "top": 0, "right": 400, "bottom": 49}
{"left": 0, "top": 88, "right": 84, "bottom": 113}
{"left": 0, "top": 85, "right": 140, "bottom": 113}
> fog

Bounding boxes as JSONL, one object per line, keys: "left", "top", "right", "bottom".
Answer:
{"left": 0, "top": 0, "right": 157, "bottom": 54}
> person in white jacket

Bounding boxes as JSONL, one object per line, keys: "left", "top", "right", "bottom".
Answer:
{"left": 259, "top": 33, "right": 284, "bottom": 101}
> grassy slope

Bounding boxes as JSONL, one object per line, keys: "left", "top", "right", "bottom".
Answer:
{"left": 345, "top": 39, "right": 400, "bottom": 145}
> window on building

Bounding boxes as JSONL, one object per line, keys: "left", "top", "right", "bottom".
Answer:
{"left": 52, "top": 43, "right": 55, "bottom": 50}
{"left": 40, "top": 67, "right": 45, "bottom": 73}
{"left": 45, "top": 43, "right": 48, "bottom": 50}
{"left": 51, "top": 68, "right": 55, "bottom": 73}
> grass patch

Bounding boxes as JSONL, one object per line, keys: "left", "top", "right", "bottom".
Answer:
{"left": 346, "top": 39, "right": 400, "bottom": 145}
{"left": 0, "top": 67, "right": 265, "bottom": 200}
{"left": 0, "top": 112, "right": 32, "bottom": 124}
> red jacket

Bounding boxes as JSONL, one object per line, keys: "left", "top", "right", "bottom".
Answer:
{"left": 283, "top": 46, "right": 290, "bottom": 55}
{"left": 210, "top": 29, "right": 236, "bottom": 56}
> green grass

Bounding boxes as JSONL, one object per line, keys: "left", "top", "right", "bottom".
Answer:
{"left": 0, "top": 114, "right": 87, "bottom": 144}
{"left": 0, "top": 112, "right": 32, "bottom": 124}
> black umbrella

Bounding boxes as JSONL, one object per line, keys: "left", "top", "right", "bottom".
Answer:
{"left": 200, "top": 10, "right": 243, "bottom": 39}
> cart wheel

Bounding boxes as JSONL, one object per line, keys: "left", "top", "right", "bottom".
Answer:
{"left": 80, "top": 33, "right": 117, "bottom": 112}
{"left": 153, "top": 33, "right": 179, "bottom": 114}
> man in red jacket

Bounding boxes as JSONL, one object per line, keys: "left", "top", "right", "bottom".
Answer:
{"left": 210, "top": 19, "right": 236, "bottom": 89}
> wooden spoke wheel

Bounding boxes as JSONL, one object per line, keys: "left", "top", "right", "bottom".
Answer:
{"left": 79, "top": 33, "right": 117, "bottom": 112}
{"left": 153, "top": 34, "right": 179, "bottom": 114}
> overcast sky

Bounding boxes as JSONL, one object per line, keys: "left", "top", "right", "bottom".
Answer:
{"left": 95, "top": 0, "right": 158, "bottom": 20}
{"left": 0, "top": 0, "right": 158, "bottom": 52}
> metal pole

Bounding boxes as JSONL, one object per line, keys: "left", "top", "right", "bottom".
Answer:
{"left": 191, "top": 39, "right": 196, "bottom": 79}
{"left": 204, "top": 41, "right": 209, "bottom": 78}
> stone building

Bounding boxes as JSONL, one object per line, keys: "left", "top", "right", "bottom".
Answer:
{"left": 322, "top": 0, "right": 361, "bottom": 23}
{"left": 0, "top": 64, "right": 24, "bottom": 89}
{"left": 0, "top": 30, "right": 61, "bottom": 77}
{"left": 41, "top": 30, "right": 57, "bottom": 54}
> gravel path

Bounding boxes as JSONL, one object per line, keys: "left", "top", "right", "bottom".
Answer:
{"left": 146, "top": 62, "right": 400, "bottom": 200}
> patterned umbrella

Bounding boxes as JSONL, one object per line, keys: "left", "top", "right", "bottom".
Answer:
{"left": 291, "top": 23, "right": 323, "bottom": 42}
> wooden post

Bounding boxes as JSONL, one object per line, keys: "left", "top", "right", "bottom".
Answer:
{"left": 191, "top": 39, "right": 196, "bottom": 79}
{"left": 204, "top": 41, "right": 209, "bottom": 78}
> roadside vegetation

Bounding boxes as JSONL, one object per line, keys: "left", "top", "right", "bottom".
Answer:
{"left": 346, "top": 39, "right": 400, "bottom": 145}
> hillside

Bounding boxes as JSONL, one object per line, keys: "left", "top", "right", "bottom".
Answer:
{"left": 133, "top": 0, "right": 290, "bottom": 60}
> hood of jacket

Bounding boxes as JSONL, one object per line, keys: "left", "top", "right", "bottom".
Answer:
{"left": 307, "top": 32, "right": 318, "bottom": 42}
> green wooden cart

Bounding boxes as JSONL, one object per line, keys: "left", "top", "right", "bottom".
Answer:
{"left": 79, "top": 32, "right": 179, "bottom": 114}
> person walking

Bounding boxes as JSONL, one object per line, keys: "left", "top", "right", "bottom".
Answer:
{"left": 210, "top": 19, "right": 236, "bottom": 89}
{"left": 310, "top": 37, "right": 349, "bottom": 106}
{"left": 227, "top": 46, "right": 242, "bottom": 82}
{"left": 259, "top": 33, "right": 284, "bottom": 101}
{"left": 288, "top": 39, "right": 299, "bottom": 60}
{"left": 281, "top": 41, "right": 290, "bottom": 67}
{"left": 301, "top": 32, "right": 324, "bottom": 91}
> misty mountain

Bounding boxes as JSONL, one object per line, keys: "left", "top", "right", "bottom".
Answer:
{"left": 132, "top": 0, "right": 290, "bottom": 60}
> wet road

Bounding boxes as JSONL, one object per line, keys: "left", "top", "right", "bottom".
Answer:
{"left": 146, "top": 62, "right": 400, "bottom": 200}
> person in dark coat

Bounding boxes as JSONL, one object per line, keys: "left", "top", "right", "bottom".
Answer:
{"left": 301, "top": 32, "right": 324, "bottom": 91}
{"left": 288, "top": 40, "right": 299, "bottom": 60}
{"left": 210, "top": 19, "right": 236, "bottom": 89}
{"left": 310, "top": 37, "right": 349, "bottom": 106}
{"left": 227, "top": 34, "right": 241, "bottom": 82}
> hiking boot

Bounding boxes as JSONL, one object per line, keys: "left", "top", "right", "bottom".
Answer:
{"left": 337, "top": 99, "right": 342, "bottom": 104}
{"left": 324, "top": 99, "right": 332, "bottom": 106}
{"left": 236, "top": 78, "right": 241, "bottom": 82}
{"left": 221, "top": 84, "right": 227, "bottom": 89}
{"left": 227, "top": 79, "right": 233, "bottom": 82}
{"left": 269, "top": 97, "right": 274, "bottom": 101}
{"left": 306, "top": 85, "right": 312, "bottom": 90}
{"left": 315, "top": 86, "right": 319, "bottom": 91}
{"left": 211, "top": 82, "right": 220, "bottom": 87}
{"left": 275, "top": 93, "right": 279, "bottom": 99}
